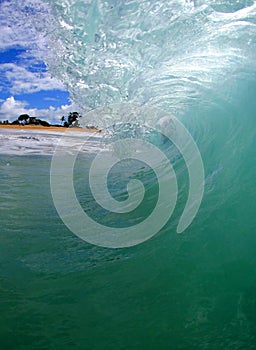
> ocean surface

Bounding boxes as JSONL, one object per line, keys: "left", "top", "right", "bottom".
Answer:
{"left": 1, "top": 0, "right": 256, "bottom": 349}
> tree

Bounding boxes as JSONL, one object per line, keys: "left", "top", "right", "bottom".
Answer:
{"left": 11, "top": 119, "right": 20, "bottom": 125}
{"left": 38, "top": 119, "right": 50, "bottom": 127}
{"left": 68, "top": 112, "right": 80, "bottom": 126}
{"left": 61, "top": 112, "right": 81, "bottom": 127}
{"left": 18, "top": 114, "right": 30, "bottom": 124}
{"left": 28, "top": 117, "right": 38, "bottom": 125}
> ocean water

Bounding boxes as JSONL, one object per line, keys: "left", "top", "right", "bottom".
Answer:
{"left": 1, "top": 0, "right": 256, "bottom": 349}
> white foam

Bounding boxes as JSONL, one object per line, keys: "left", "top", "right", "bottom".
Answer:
{"left": 0, "top": 129, "right": 103, "bottom": 156}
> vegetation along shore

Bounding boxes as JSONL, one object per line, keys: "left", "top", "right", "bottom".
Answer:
{"left": 0, "top": 112, "right": 102, "bottom": 133}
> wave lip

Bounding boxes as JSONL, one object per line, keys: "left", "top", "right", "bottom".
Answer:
{"left": 19, "top": 0, "right": 255, "bottom": 120}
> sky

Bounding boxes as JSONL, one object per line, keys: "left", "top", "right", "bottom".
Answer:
{"left": 0, "top": 0, "right": 77, "bottom": 124}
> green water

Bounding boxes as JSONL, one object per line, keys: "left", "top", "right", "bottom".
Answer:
{"left": 1, "top": 82, "right": 256, "bottom": 349}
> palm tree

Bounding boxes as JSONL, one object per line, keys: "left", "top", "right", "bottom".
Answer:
{"left": 67, "top": 112, "right": 80, "bottom": 127}
{"left": 61, "top": 112, "right": 81, "bottom": 127}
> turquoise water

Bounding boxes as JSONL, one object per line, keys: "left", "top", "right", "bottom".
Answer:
{"left": 0, "top": 126, "right": 256, "bottom": 350}
{"left": 1, "top": 82, "right": 256, "bottom": 348}
{"left": 2, "top": 0, "right": 256, "bottom": 348}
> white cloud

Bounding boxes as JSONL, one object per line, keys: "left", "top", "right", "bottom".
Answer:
{"left": 0, "top": 25, "right": 31, "bottom": 51}
{"left": 0, "top": 0, "right": 49, "bottom": 51}
{"left": 0, "top": 63, "right": 65, "bottom": 94}
{"left": 0, "top": 97, "right": 29, "bottom": 119}
{"left": 0, "top": 96, "right": 78, "bottom": 124}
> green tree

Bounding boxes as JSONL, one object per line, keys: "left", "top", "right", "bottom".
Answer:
{"left": 18, "top": 114, "right": 30, "bottom": 124}
{"left": 67, "top": 112, "right": 80, "bottom": 127}
{"left": 61, "top": 112, "right": 81, "bottom": 127}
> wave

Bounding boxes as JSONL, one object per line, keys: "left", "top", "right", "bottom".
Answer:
{"left": 25, "top": 0, "right": 256, "bottom": 123}
{"left": 1, "top": 1, "right": 256, "bottom": 346}
{"left": 6, "top": 0, "right": 255, "bottom": 237}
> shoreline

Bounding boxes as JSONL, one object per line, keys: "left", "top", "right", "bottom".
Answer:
{"left": 0, "top": 124, "right": 102, "bottom": 133}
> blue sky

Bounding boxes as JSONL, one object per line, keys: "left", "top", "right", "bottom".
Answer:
{"left": 0, "top": 0, "right": 77, "bottom": 124}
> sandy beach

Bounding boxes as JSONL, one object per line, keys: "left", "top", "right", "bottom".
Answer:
{"left": 0, "top": 124, "right": 102, "bottom": 133}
